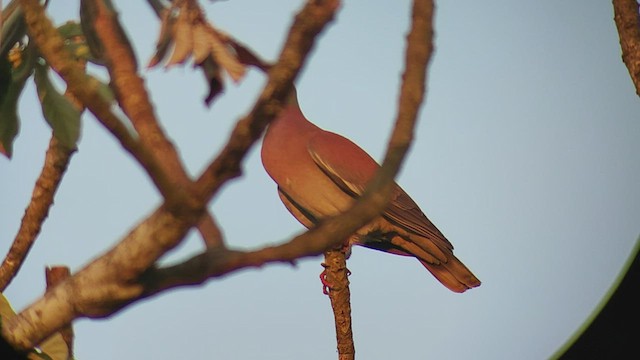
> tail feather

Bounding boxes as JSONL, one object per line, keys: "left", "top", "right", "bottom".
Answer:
{"left": 420, "top": 255, "right": 481, "bottom": 293}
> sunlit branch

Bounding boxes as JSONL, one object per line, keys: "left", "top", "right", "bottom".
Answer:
{"left": 0, "top": 137, "right": 74, "bottom": 291}
{"left": 613, "top": 0, "right": 640, "bottom": 96}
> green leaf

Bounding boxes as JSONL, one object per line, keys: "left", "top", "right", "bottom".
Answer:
{"left": 0, "top": 56, "right": 31, "bottom": 158}
{"left": 57, "top": 21, "right": 96, "bottom": 63}
{"left": 0, "top": 56, "right": 11, "bottom": 97}
{"left": 56, "top": 21, "right": 84, "bottom": 39}
{"left": 34, "top": 63, "right": 82, "bottom": 149}
{"left": 85, "top": 75, "right": 115, "bottom": 104}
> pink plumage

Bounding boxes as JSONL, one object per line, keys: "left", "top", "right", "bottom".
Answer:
{"left": 261, "top": 89, "right": 480, "bottom": 293}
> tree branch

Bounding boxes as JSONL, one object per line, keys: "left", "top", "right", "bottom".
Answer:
{"left": 137, "top": 0, "right": 436, "bottom": 307}
{"left": 195, "top": 0, "right": 342, "bottom": 197}
{"left": 45, "top": 266, "right": 74, "bottom": 357}
{"left": 2, "top": 0, "right": 342, "bottom": 350}
{"left": 19, "top": 0, "right": 176, "bottom": 200}
{"left": 0, "top": 136, "right": 74, "bottom": 292}
{"left": 613, "top": 0, "right": 640, "bottom": 96}
{"left": 2, "top": 0, "right": 435, "bottom": 353}
{"left": 82, "top": 0, "right": 225, "bottom": 247}
{"left": 323, "top": 250, "right": 354, "bottom": 360}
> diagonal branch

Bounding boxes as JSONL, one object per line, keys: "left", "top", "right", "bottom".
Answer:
{"left": 195, "top": 0, "right": 342, "bottom": 197}
{"left": 0, "top": 136, "right": 74, "bottom": 292}
{"left": 139, "top": 0, "right": 436, "bottom": 309}
{"left": 19, "top": 0, "right": 176, "bottom": 200}
{"left": 613, "top": 0, "right": 640, "bottom": 96}
{"left": 3, "top": 0, "right": 435, "bottom": 353}
{"left": 2, "top": 0, "right": 343, "bottom": 351}
{"left": 82, "top": 0, "right": 225, "bottom": 247}
{"left": 45, "top": 266, "right": 74, "bottom": 357}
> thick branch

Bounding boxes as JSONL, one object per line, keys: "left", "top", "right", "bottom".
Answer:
{"left": 83, "top": 0, "right": 224, "bottom": 247}
{"left": 2, "top": 0, "right": 435, "bottom": 352}
{"left": 0, "top": 137, "right": 74, "bottom": 292}
{"left": 84, "top": 0, "right": 192, "bottom": 198}
{"left": 139, "top": 0, "right": 436, "bottom": 307}
{"left": 613, "top": 0, "right": 640, "bottom": 96}
{"left": 1, "top": 204, "right": 200, "bottom": 350}
{"left": 2, "top": 0, "right": 342, "bottom": 350}
{"left": 45, "top": 266, "right": 74, "bottom": 357}
{"left": 24, "top": 0, "right": 223, "bottom": 247}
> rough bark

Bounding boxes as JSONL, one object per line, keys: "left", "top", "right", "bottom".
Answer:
{"left": 324, "top": 250, "right": 355, "bottom": 360}
{"left": 0, "top": 137, "right": 74, "bottom": 291}
{"left": 613, "top": 0, "right": 640, "bottom": 96}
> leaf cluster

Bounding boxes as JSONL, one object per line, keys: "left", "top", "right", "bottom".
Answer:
{"left": 0, "top": 12, "right": 94, "bottom": 158}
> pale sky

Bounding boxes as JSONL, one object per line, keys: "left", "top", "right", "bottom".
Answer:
{"left": 2, "top": 1, "right": 639, "bottom": 359}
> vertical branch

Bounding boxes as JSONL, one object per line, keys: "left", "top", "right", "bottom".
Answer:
{"left": 613, "top": 0, "right": 640, "bottom": 96}
{"left": 323, "top": 0, "right": 435, "bottom": 358}
{"left": 324, "top": 250, "right": 355, "bottom": 360}
{"left": 0, "top": 137, "right": 74, "bottom": 292}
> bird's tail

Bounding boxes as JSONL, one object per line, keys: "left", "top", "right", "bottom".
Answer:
{"left": 419, "top": 255, "right": 481, "bottom": 293}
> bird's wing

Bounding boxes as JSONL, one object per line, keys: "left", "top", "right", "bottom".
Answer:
{"left": 385, "top": 188, "right": 453, "bottom": 250}
{"left": 308, "top": 131, "right": 378, "bottom": 197}
{"left": 308, "top": 130, "right": 453, "bottom": 251}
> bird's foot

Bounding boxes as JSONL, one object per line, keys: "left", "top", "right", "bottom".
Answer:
{"left": 320, "top": 263, "right": 351, "bottom": 295}
{"left": 320, "top": 264, "right": 331, "bottom": 295}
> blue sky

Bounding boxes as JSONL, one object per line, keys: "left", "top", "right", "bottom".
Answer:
{"left": 2, "top": 1, "right": 639, "bottom": 359}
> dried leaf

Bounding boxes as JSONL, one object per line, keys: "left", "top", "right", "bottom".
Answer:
{"left": 201, "top": 56, "right": 223, "bottom": 106}
{"left": 229, "top": 39, "right": 271, "bottom": 71}
{"left": 191, "top": 23, "right": 210, "bottom": 65}
{"left": 165, "top": 9, "right": 193, "bottom": 66}
{"left": 147, "top": 8, "right": 176, "bottom": 68}
{"left": 207, "top": 27, "right": 245, "bottom": 82}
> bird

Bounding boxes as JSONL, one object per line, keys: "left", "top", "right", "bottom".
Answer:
{"left": 261, "top": 87, "right": 480, "bottom": 293}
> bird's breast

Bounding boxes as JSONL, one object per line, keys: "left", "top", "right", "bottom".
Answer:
{"left": 262, "top": 117, "right": 354, "bottom": 219}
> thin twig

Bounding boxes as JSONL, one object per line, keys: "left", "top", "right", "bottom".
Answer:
{"left": 613, "top": 0, "right": 640, "bottom": 96}
{"left": 0, "top": 137, "right": 74, "bottom": 292}
{"left": 323, "top": 250, "right": 354, "bottom": 360}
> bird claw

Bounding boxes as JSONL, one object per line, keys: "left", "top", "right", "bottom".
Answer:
{"left": 319, "top": 263, "right": 351, "bottom": 295}
{"left": 320, "top": 264, "right": 330, "bottom": 295}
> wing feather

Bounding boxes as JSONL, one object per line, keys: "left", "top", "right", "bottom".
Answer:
{"left": 308, "top": 131, "right": 453, "bottom": 251}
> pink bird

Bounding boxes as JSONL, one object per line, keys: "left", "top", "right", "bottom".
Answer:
{"left": 261, "top": 88, "right": 480, "bottom": 293}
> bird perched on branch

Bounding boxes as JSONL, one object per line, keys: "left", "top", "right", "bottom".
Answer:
{"left": 261, "top": 87, "right": 480, "bottom": 293}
